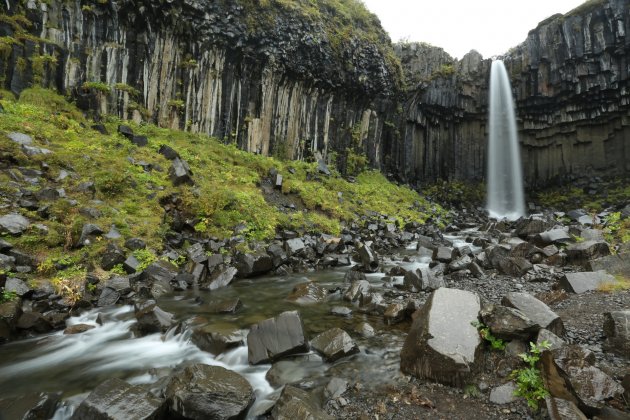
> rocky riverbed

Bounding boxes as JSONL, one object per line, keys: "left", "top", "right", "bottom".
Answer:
{"left": 1, "top": 199, "right": 629, "bottom": 419}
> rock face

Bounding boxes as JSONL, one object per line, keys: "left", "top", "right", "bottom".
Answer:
{"left": 603, "top": 311, "right": 630, "bottom": 357}
{"left": 502, "top": 292, "right": 565, "bottom": 336}
{"left": 165, "top": 364, "right": 254, "bottom": 420}
{"left": 400, "top": 288, "right": 482, "bottom": 387}
{"left": 72, "top": 378, "right": 165, "bottom": 420}
{"left": 560, "top": 271, "right": 616, "bottom": 294}
{"left": 247, "top": 311, "right": 308, "bottom": 365}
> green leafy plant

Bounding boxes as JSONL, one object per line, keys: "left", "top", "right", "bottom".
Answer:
{"left": 1, "top": 289, "right": 18, "bottom": 303}
{"left": 133, "top": 248, "right": 157, "bottom": 271}
{"left": 109, "top": 264, "right": 126, "bottom": 275}
{"left": 472, "top": 321, "right": 506, "bottom": 350}
{"left": 511, "top": 341, "right": 551, "bottom": 410}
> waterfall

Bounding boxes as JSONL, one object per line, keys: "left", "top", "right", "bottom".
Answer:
{"left": 486, "top": 60, "right": 526, "bottom": 221}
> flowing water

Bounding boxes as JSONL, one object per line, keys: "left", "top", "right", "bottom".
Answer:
{"left": 487, "top": 60, "right": 526, "bottom": 221}
{"left": 0, "top": 247, "right": 432, "bottom": 418}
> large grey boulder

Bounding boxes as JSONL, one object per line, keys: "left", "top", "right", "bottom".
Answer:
{"left": 71, "top": 378, "right": 165, "bottom": 420}
{"left": 0, "top": 214, "right": 30, "bottom": 236}
{"left": 343, "top": 279, "right": 370, "bottom": 302}
{"left": 565, "top": 240, "right": 610, "bottom": 262}
{"left": 498, "top": 257, "right": 533, "bottom": 277}
{"left": 357, "top": 243, "right": 379, "bottom": 272}
{"left": 603, "top": 311, "right": 630, "bottom": 358}
{"left": 247, "top": 310, "right": 308, "bottom": 365}
{"left": 310, "top": 328, "right": 359, "bottom": 362}
{"left": 204, "top": 266, "right": 238, "bottom": 290}
{"left": 480, "top": 304, "right": 539, "bottom": 341}
{"left": 0, "top": 299, "right": 22, "bottom": 342}
{"left": 142, "top": 260, "right": 178, "bottom": 297}
{"left": 191, "top": 326, "right": 246, "bottom": 355}
{"left": 234, "top": 251, "right": 273, "bottom": 278}
{"left": 403, "top": 267, "right": 444, "bottom": 292}
{"left": 502, "top": 292, "right": 565, "bottom": 336}
{"left": 271, "top": 386, "right": 333, "bottom": 420}
{"left": 0, "top": 392, "right": 60, "bottom": 420}
{"left": 588, "top": 253, "right": 630, "bottom": 277}
{"left": 559, "top": 271, "right": 615, "bottom": 294}
{"left": 134, "top": 300, "right": 175, "bottom": 335}
{"left": 169, "top": 157, "right": 194, "bottom": 186}
{"left": 165, "top": 364, "right": 254, "bottom": 420}
{"left": 535, "top": 229, "right": 573, "bottom": 246}
{"left": 400, "top": 288, "right": 482, "bottom": 387}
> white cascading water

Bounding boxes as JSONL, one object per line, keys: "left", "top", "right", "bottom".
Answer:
{"left": 486, "top": 60, "right": 526, "bottom": 221}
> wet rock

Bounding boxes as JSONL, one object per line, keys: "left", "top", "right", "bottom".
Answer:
{"left": 264, "top": 354, "right": 324, "bottom": 387}
{"left": 169, "top": 157, "right": 194, "bottom": 186}
{"left": 432, "top": 246, "right": 453, "bottom": 263}
{"left": 384, "top": 302, "right": 408, "bottom": 325}
{"left": 343, "top": 269, "right": 366, "bottom": 283}
{"left": 286, "top": 281, "right": 328, "bottom": 304}
{"left": 158, "top": 145, "right": 179, "bottom": 160}
{"left": 310, "top": 327, "right": 359, "bottom": 362}
{"left": 0, "top": 299, "right": 21, "bottom": 341}
{"left": 17, "top": 311, "right": 52, "bottom": 333}
{"left": 537, "top": 329, "right": 566, "bottom": 351}
{"left": 565, "top": 240, "right": 610, "bottom": 262}
{"left": 357, "top": 243, "right": 379, "bottom": 272}
{"left": 284, "top": 238, "right": 305, "bottom": 256}
{"left": 142, "top": 260, "right": 178, "bottom": 297}
{"left": 124, "top": 238, "right": 147, "bottom": 250}
{"left": 5, "top": 277, "right": 31, "bottom": 297}
{"left": 324, "top": 377, "right": 348, "bottom": 401}
{"left": 603, "top": 311, "right": 630, "bottom": 357}
{"left": 0, "top": 392, "right": 61, "bottom": 420}
{"left": 204, "top": 266, "right": 238, "bottom": 290}
{"left": 401, "top": 288, "right": 482, "bottom": 387}
{"left": 559, "top": 271, "right": 615, "bottom": 294}
{"left": 98, "top": 287, "right": 121, "bottom": 307}
{"left": 165, "top": 364, "right": 254, "bottom": 420}
{"left": 100, "top": 243, "right": 126, "bottom": 271}
{"left": 448, "top": 255, "right": 472, "bottom": 272}
{"left": 206, "top": 298, "right": 242, "bottom": 314}
{"left": 64, "top": 323, "right": 96, "bottom": 334}
{"left": 354, "top": 322, "right": 375, "bottom": 338}
{"left": 72, "top": 377, "right": 165, "bottom": 420}
{"left": 516, "top": 217, "right": 551, "bottom": 239}
{"left": 480, "top": 304, "right": 539, "bottom": 341}
{"left": 134, "top": 300, "right": 175, "bottom": 335}
{"left": 234, "top": 251, "right": 273, "bottom": 278}
{"left": 486, "top": 244, "right": 511, "bottom": 268}
{"left": 545, "top": 397, "right": 587, "bottom": 420}
{"left": 247, "top": 310, "right": 308, "bottom": 365}
{"left": 502, "top": 292, "right": 565, "bottom": 336}
{"left": 271, "top": 385, "right": 333, "bottom": 420}
{"left": 550, "top": 345, "right": 624, "bottom": 408}
{"left": 489, "top": 382, "right": 517, "bottom": 404}
{"left": 191, "top": 326, "right": 246, "bottom": 355}
{"left": 0, "top": 214, "right": 30, "bottom": 236}
{"left": 498, "top": 257, "right": 533, "bottom": 277}
{"left": 343, "top": 279, "right": 370, "bottom": 302}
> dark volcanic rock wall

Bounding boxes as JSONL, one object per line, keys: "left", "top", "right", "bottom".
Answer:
{"left": 0, "top": 0, "right": 400, "bottom": 166}
{"left": 398, "top": 0, "right": 630, "bottom": 186}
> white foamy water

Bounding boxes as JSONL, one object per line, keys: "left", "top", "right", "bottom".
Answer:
{"left": 0, "top": 305, "right": 273, "bottom": 418}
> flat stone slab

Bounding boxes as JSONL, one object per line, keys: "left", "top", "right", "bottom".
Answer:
{"left": 559, "top": 271, "right": 615, "bottom": 294}
{"left": 310, "top": 327, "right": 359, "bottom": 362}
{"left": 247, "top": 310, "right": 308, "bottom": 365}
{"left": 536, "top": 229, "right": 572, "bottom": 245}
{"left": 72, "top": 378, "right": 165, "bottom": 420}
{"left": 603, "top": 311, "right": 630, "bottom": 358}
{"left": 165, "top": 364, "right": 254, "bottom": 420}
{"left": 401, "top": 288, "right": 482, "bottom": 387}
{"left": 480, "top": 304, "right": 538, "bottom": 340}
{"left": 502, "top": 292, "right": 564, "bottom": 336}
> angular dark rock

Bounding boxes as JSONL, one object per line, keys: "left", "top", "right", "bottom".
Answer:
{"left": 502, "top": 292, "right": 565, "bottom": 336}
{"left": 164, "top": 364, "right": 256, "bottom": 420}
{"left": 354, "top": 321, "right": 375, "bottom": 338}
{"left": 71, "top": 377, "right": 165, "bottom": 420}
{"left": 560, "top": 271, "right": 615, "bottom": 294}
{"left": 131, "top": 135, "right": 148, "bottom": 147}
{"left": 565, "top": 240, "right": 610, "bottom": 262}
{"left": 247, "top": 310, "right": 308, "bottom": 365}
{"left": 158, "top": 144, "right": 179, "bottom": 160}
{"left": 432, "top": 246, "right": 453, "bottom": 263}
{"left": 204, "top": 266, "right": 238, "bottom": 291}
{"left": 286, "top": 281, "right": 328, "bottom": 304}
{"left": 0, "top": 299, "right": 22, "bottom": 342}
{"left": 5, "top": 277, "right": 31, "bottom": 297}
{"left": 117, "top": 124, "right": 134, "bottom": 140}
{"left": 603, "top": 311, "right": 630, "bottom": 358}
{"left": 588, "top": 253, "right": 630, "bottom": 277}
{"left": 384, "top": 302, "right": 408, "bottom": 325}
{"left": 357, "top": 242, "right": 379, "bottom": 272}
{"left": 17, "top": 311, "right": 52, "bottom": 333}
{"left": 401, "top": 288, "right": 482, "bottom": 387}
{"left": 123, "top": 255, "right": 141, "bottom": 274}
{"left": 169, "top": 157, "right": 194, "bottom": 186}
{"left": 536, "top": 328, "right": 566, "bottom": 351}
{"left": 271, "top": 385, "right": 333, "bottom": 420}
{"left": 234, "top": 251, "right": 273, "bottom": 278}
{"left": 0, "top": 253, "right": 15, "bottom": 272}
{"left": 480, "top": 304, "right": 539, "bottom": 340}
{"left": 498, "top": 257, "right": 533, "bottom": 277}
{"left": 343, "top": 279, "right": 370, "bottom": 302}
{"left": 310, "top": 327, "right": 359, "bottom": 362}
{"left": 284, "top": 238, "right": 305, "bottom": 256}
{"left": 191, "top": 326, "right": 246, "bottom": 355}
{"left": 186, "top": 242, "right": 207, "bottom": 263}
{"left": 91, "top": 123, "right": 108, "bottom": 134}
{"left": 100, "top": 243, "right": 126, "bottom": 271}
{"left": 0, "top": 392, "right": 61, "bottom": 420}
{"left": 0, "top": 214, "right": 30, "bottom": 236}
{"left": 124, "top": 238, "right": 147, "bottom": 250}
{"left": 142, "top": 260, "right": 178, "bottom": 297}
{"left": 134, "top": 300, "right": 175, "bottom": 335}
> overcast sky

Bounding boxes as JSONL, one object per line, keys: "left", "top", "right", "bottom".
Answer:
{"left": 361, "top": 0, "right": 587, "bottom": 59}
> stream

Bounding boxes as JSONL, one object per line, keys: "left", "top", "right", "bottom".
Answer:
{"left": 0, "top": 239, "right": 444, "bottom": 418}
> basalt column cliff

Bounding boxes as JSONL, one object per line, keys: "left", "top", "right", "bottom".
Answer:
{"left": 0, "top": 0, "right": 401, "bottom": 168}
{"left": 1, "top": 0, "right": 629, "bottom": 186}
{"left": 396, "top": 0, "right": 630, "bottom": 186}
